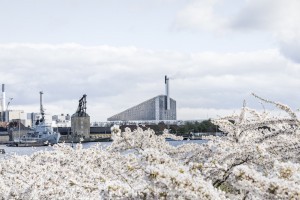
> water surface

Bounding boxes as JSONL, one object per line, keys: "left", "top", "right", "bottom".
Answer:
{"left": 0, "top": 140, "right": 206, "bottom": 159}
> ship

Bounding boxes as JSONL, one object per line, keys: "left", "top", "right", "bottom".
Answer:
{"left": 12, "top": 91, "right": 60, "bottom": 147}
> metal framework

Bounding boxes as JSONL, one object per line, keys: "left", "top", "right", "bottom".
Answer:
{"left": 76, "top": 94, "right": 87, "bottom": 117}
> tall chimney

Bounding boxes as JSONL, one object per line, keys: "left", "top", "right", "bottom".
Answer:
{"left": 40, "top": 91, "right": 44, "bottom": 116}
{"left": 165, "top": 75, "right": 170, "bottom": 110}
{"left": 1, "top": 84, "right": 5, "bottom": 121}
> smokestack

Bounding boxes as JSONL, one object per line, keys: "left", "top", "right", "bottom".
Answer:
{"left": 40, "top": 91, "right": 44, "bottom": 116}
{"left": 165, "top": 75, "right": 170, "bottom": 110}
{"left": 1, "top": 84, "right": 5, "bottom": 121}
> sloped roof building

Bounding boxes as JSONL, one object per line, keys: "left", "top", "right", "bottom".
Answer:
{"left": 107, "top": 76, "right": 176, "bottom": 121}
{"left": 107, "top": 95, "right": 176, "bottom": 121}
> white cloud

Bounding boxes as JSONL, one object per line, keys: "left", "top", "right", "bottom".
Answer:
{"left": 178, "top": 107, "right": 236, "bottom": 120}
{"left": 174, "top": 0, "right": 300, "bottom": 63}
{"left": 175, "top": 0, "right": 229, "bottom": 32}
{"left": 231, "top": 0, "right": 300, "bottom": 31}
{"left": 0, "top": 43, "right": 299, "bottom": 122}
{"left": 231, "top": 0, "right": 300, "bottom": 63}
{"left": 175, "top": 0, "right": 300, "bottom": 33}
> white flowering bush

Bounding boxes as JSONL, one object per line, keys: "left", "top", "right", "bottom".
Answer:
{"left": 0, "top": 94, "right": 300, "bottom": 199}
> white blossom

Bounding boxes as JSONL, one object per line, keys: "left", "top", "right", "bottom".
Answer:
{"left": 0, "top": 94, "right": 300, "bottom": 199}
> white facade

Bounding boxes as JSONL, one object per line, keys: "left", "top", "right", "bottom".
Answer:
{"left": 52, "top": 113, "right": 71, "bottom": 127}
{"left": 27, "top": 112, "right": 52, "bottom": 127}
{"left": 108, "top": 95, "right": 176, "bottom": 121}
{"left": 52, "top": 114, "right": 70, "bottom": 122}
{"left": 7, "top": 110, "right": 27, "bottom": 125}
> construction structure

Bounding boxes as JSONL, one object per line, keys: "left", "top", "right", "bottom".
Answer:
{"left": 107, "top": 75, "right": 176, "bottom": 121}
{"left": 71, "top": 94, "right": 90, "bottom": 141}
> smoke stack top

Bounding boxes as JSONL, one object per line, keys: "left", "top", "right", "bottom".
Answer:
{"left": 2, "top": 84, "right": 4, "bottom": 92}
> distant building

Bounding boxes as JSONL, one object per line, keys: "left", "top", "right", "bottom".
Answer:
{"left": 71, "top": 95, "right": 90, "bottom": 141}
{"left": 52, "top": 113, "right": 70, "bottom": 122}
{"left": 7, "top": 110, "right": 28, "bottom": 127}
{"left": 27, "top": 112, "right": 52, "bottom": 127}
{"left": 107, "top": 76, "right": 176, "bottom": 121}
{"left": 52, "top": 114, "right": 71, "bottom": 127}
{"left": 108, "top": 95, "right": 176, "bottom": 121}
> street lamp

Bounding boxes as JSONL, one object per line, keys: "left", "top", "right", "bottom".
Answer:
{"left": 18, "top": 110, "right": 24, "bottom": 141}
{"left": 6, "top": 98, "right": 13, "bottom": 122}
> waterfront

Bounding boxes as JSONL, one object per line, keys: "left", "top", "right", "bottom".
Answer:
{"left": 0, "top": 140, "right": 206, "bottom": 158}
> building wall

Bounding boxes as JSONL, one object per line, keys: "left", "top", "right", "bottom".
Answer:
{"left": 26, "top": 112, "right": 52, "bottom": 127}
{"left": 71, "top": 115, "right": 90, "bottom": 139}
{"left": 52, "top": 114, "right": 71, "bottom": 122}
{"left": 107, "top": 95, "right": 176, "bottom": 121}
{"left": 157, "top": 96, "right": 176, "bottom": 120}
{"left": 8, "top": 110, "right": 33, "bottom": 127}
{"left": 11, "top": 130, "right": 29, "bottom": 141}
{"left": 8, "top": 110, "right": 25, "bottom": 120}
{"left": 0, "top": 134, "right": 9, "bottom": 142}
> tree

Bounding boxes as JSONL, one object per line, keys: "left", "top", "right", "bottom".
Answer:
{"left": 0, "top": 94, "right": 300, "bottom": 199}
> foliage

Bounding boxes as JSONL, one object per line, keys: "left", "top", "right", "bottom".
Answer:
{"left": 176, "top": 119, "right": 219, "bottom": 135}
{"left": 0, "top": 94, "right": 300, "bottom": 199}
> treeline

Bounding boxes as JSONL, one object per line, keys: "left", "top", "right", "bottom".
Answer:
{"left": 169, "top": 120, "right": 220, "bottom": 135}
{"left": 119, "top": 120, "right": 220, "bottom": 135}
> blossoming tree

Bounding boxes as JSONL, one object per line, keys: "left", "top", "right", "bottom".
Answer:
{"left": 0, "top": 94, "right": 299, "bottom": 199}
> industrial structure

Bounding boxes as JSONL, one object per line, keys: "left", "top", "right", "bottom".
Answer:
{"left": 1, "top": 84, "right": 5, "bottom": 122}
{"left": 107, "top": 75, "right": 176, "bottom": 121}
{"left": 71, "top": 94, "right": 90, "bottom": 141}
{"left": 0, "top": 84, "right": 14, "bottom": 123}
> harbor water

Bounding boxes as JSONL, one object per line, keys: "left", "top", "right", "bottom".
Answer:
{"left": 0, "top": 140, "right": 206, "bottom": 159}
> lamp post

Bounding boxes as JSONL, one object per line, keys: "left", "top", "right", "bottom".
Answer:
{"left": 18, "top": 110, "right": 24, "bottom": 142}
{"left": 6, "top": 98, "right": 13, "bottom": 122}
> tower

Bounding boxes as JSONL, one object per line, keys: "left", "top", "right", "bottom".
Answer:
{"left": 71, "top": 94, "right": 90, "bottom": 141}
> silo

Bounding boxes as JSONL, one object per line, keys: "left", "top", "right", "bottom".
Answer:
{"left": 71, "top": 94, "right": 90, "bottom": 141}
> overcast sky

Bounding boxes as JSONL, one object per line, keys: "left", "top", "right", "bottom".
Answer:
{"left": 1, "top": 0, "right": 300, "bottom": 122}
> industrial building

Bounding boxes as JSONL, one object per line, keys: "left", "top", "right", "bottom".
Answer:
{"left": 71, "top": 94, "right": 90, "bottom": 141}
{"left": 108, "top": 76, "right": 176, "bottom": 121}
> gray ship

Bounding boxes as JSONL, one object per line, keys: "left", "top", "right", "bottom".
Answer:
{"left": 13, "top": 92, "right": 60, "bottom": 147}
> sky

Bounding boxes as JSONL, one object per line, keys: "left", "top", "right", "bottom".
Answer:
{"left": 1, "top": 0, "right": 300, "bottom": 122}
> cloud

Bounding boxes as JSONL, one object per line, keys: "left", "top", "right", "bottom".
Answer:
{"left": 178, "top": 107, "right": 238, "bottom": 120}
{"left": 174, "top": 0, "right": 229, "bottom": 32}
{"left": 175, "top": 0, "right": 300, "bottom": 33}
{"left": 231, "top": 0, "right": 300, "bottom": 63}
{"left": 231, "top": 0, "right": 300, "bottom": 31}
{"left": 174, "top": 0, "right": 300, "bottom": 63}
{"left": 279, "top": 38, "right": 300, "bottom": 63}
{"left": 0, "top": 43, "right": 299, "bottom": 121}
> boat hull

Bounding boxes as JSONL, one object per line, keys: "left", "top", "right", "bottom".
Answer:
{"left": 13, "top": 133, "right": 60, "bottom": 147}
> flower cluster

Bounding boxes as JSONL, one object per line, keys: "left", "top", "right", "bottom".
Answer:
{"left": 0, "top": 94, "right": 300, "bottom": 199}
